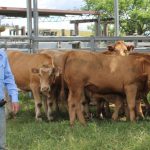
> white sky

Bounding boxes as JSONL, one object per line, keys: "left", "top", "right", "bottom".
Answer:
{"left": 0, "top": 0, "right": 85, "bottom": 9}
{"left": 0, "top": 0, "right": 93, "bottom": 32}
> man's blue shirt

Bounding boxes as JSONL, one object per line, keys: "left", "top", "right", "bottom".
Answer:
{"left": 0, "top": 48, "right": 18, "bottom": 102}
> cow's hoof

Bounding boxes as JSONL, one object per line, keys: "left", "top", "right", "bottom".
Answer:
{"left": 81, "top": 123, "right": 87, "bottom": 127}
{"left": 136, "top": 115, "right": 144, "bottom": 121}
{"left": 36, "top": 117, "right": 42, "bottom": 122}
{"left": 112, "top": 116, "right": 118, "bottom": 121}
{"left": 70, "top": 124, "right": 74, "bottom": 128}
{"left": 47, "top": 116, "right": 54, "bottom": 121}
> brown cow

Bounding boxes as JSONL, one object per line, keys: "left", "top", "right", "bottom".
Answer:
{"left": 39, "top": 49, "right": 68, "bottom": 107}
{"left": 103, "top": 41, "right": 134, "bottom": 56}
{"left": 7, "top": 50, "right": 59, "bottom": 121}
{"left": 89, "top": 41, "right": 134, "bottom": 120}
{"left": 129, "top": 52, "right": 150, "bottom": 118}
{"left": 39, "top": 41, "right": 134, "bottom": 121}
{"left": 61, "top": 51, "right": 150, "bottom": 126}
{"left": 40, "top": 50, "right": 99, "bottom": 120}
{"left": 39, "top": 43, "right": 134, "bottom": 121}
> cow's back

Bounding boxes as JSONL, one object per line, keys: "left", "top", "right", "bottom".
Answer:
{"left": 40, "top": 50, "right": 68, "bottom": 69}
{"left": 63, "top": 51, "right": 146, "bottom": 94}
{"left": 7, "top": 50, "right": 53, "bottom": 91}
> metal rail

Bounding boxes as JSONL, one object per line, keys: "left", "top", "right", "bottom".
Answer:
{"left": 0, "top": 36, "right": 149, "bottom": 50}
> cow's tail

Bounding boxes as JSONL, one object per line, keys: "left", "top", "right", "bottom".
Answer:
{"left": 60, "top": 52, "right": 70, "bottom": 101}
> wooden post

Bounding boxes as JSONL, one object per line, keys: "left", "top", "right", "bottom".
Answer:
{"left": 75, "top": 23, "right": 79, "bottom": 36}
{"left": 21, "top": 26, "right": 26, "bottom": 35}
{"left": 70, "top": 30, "right": 74, "bottom": 36}
{"left": 104, "top": 23, "right": 108, "bottom": 36}
{"left": 61, "top": 29, "right": 65, "bottom": 36}
{"left": 15, "top": 25, "right": 19, "bottom": 35}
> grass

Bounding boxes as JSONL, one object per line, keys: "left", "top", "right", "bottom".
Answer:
{"left": 7, "top": 98, "right": 150, "bottom": 150}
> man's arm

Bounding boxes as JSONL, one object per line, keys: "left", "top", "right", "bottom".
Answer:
{"left": 3, "top": 51, "right": 19, "bottom": 113}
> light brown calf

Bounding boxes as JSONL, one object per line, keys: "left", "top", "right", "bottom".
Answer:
{"left": 7, "top": 50, "right": 59, "bottom": 121}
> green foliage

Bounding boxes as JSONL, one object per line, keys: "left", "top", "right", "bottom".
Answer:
{"left": 0, "top": 26, "right": 5, "bottom": 32}
{"left": 82, "top": 0, "right": 150, "bottom": 35}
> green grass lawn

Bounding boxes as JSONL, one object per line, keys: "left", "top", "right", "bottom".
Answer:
{"left": 7, "top": 99, "right": 150, "bottom": 150}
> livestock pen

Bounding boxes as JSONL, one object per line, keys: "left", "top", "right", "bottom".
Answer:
{"left": 1, "top": 1, "right": 150, "bottom": 150}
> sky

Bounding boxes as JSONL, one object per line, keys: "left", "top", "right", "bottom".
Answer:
{"left": 0, "top": 0, "right": 85, "bottom": 10}
{"left": 0, "top": 0, "right": 93, "bottom": 33}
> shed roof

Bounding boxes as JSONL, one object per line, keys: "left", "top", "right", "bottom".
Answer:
{"left": 0, "top": 7, "right": 100, "bottom": 17}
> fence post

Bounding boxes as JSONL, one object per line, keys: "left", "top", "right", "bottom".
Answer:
{"left": 134, "top": 40, "right": 138, "bottom": 48}
{"left": 26, "top": 0, "right": 32, "bottom": 53}
{"left": 90, "top": 36, "right": 95, "bottom": 51}
{"left": 33, "top": 0, "right": 39, "bottom": 53}
{"left": 4, "top": 40, "right": 7, "bottom": 50}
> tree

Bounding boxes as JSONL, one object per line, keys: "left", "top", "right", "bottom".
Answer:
{"left": 82, "top": 0, "right": 150, "bottom": 35}
{"left": 0, "top": 26, "right": 5, "bottom": 32}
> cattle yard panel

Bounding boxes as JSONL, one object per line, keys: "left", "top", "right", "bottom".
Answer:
{"left": 0, "top": 36, "right": 150, "bottom": 51}
{"left": 0, "top": 36, "right": 31, "bottom": 49}
{"left": 0, "top": 0, "right": 149, "bottom": 51}
{"left": 33, "top": 36, "right": 150, "bottom": 51}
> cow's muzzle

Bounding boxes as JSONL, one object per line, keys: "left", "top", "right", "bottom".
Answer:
{"left": 41, "top": 86, "right": 50, "bottom": 92}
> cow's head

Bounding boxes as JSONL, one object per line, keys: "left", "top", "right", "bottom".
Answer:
{"left": 31, "top": 65, "right": 60, "bottom": 93}
{"left": 108, "top": 41, "right": 134, "bottom": 56}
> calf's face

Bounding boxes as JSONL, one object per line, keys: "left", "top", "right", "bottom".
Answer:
{"left": 108, "top": 41, "right": 134, "bottom": 56}
{"left": 31, "top": 66, "right": 60, "bottom": 93}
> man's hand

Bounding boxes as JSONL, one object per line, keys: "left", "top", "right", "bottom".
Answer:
{"left": 12, "top": 102, "right": 20, "bottom": 114}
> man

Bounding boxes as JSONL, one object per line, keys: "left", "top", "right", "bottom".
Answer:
{"left": 0, "top": 48, "right": 19, "bottom": 150}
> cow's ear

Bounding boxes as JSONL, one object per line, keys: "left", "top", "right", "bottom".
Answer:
{"left": 107, "top": 45, "right": 114, "bottom": 51}
{"left": 127, "top": 45, "right": 134, "bottom": 51}
{"left": 31, "top": 68, "right": 39, "bottom": 74}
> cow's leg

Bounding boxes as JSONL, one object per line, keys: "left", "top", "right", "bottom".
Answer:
{"left": 84, "top": 90, "right": 91, "bottom": 119}
{"left": 47, "top": 96, "right": 56, "bottom": 121}
{"left": 81, "top": 94, "right": 90, "bottom": 120}
{"left": 103, "top": 101, "right": 112, "bottom": 119}
{"left": 143, "top": 98, "right": 150, "bottom": 116}
{"left": 31, "top": 85, "right": 42, "bottom": 121}
{"left": 42, "top": 95, "right": 48, "bottom": 115}
{"left": 68, "top": 91, "right": 76, "bottom": 126}
{"left": 68, "top": 88, "right": 86, "bottom": 126}
{"left": 136, "top": 99, "right": 144, "bottom": 120}
{"left": 76, "top": 92, "right": 86, "bottom": 125}
{"left": 96, "top": 100, "right": 104, "bottom": 119}
{"left": 125, "top": 84, "right": 137, "bottom": 122}
{"left": 112, "top": 98, "right": 122, "bottom": 121}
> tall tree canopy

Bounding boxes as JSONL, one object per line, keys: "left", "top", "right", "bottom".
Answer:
{"left": 82, "top": 0, "right": 150, "bottom": 35}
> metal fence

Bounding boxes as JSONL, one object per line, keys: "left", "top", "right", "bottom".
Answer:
{"left": 0, "top": 35, "right": 150, "bottom": 52}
